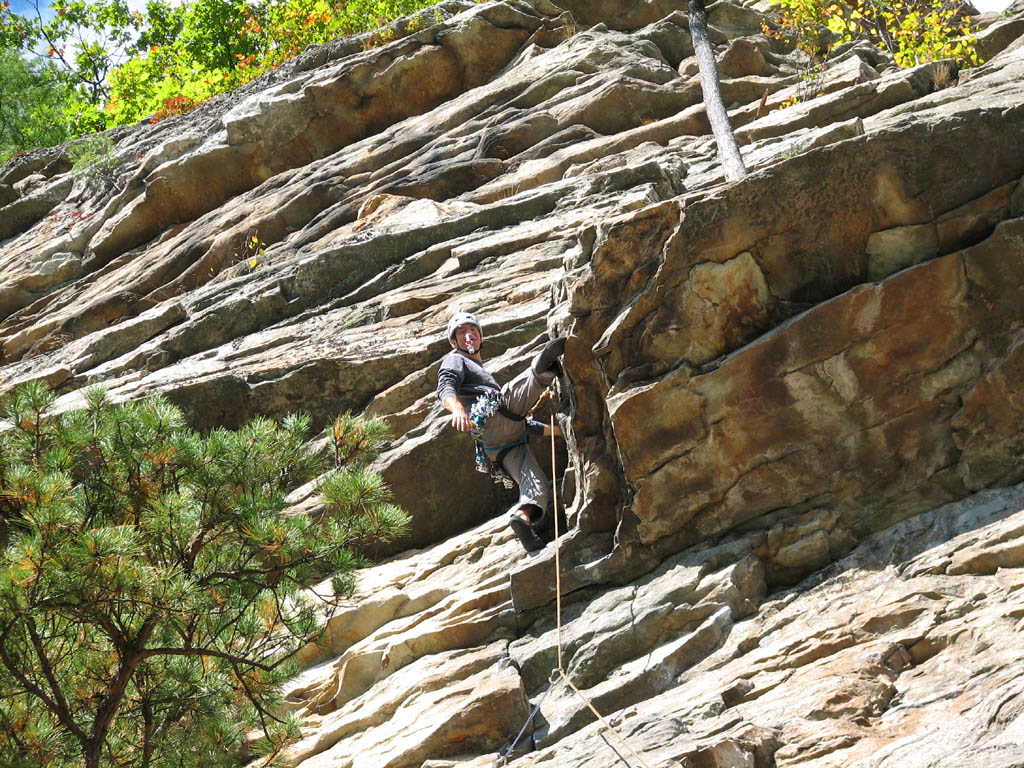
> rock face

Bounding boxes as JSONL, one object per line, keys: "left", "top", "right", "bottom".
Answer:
{"left": 2, "top": 0, "right": 1024, "bottom": 765}
{"left": 506, "top": 483, "right": 1024, "bottom": 768}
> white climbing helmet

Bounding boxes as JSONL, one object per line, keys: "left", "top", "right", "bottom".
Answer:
{"left": 446, "top": 312, "right": 482, "bottom": 348}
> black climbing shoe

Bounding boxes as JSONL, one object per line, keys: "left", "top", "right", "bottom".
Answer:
{"left": 531, "top": 336, "right": 566, "bottom": 376}
{"left": 509, "top": 515, "right": 545, "bottom": 553}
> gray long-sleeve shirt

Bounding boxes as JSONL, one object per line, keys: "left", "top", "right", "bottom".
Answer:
{"left": 437, "top": 352, "right": 499, "bottom": 410}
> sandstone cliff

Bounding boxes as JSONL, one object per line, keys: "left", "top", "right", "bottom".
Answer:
{"left": 2, "top": 0, "right": 1024, "bottom": 765}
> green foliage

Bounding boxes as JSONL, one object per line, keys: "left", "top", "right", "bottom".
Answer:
{"left": 0, "top": 383, "right": 408, "bottom": 768}
{"left": 1, "top": 0, "right": 445, "bottom": 150}
{"left": 0, "top": 0, "right": 142, "bottom": 132}
{"left": 765, "top": 0, "right": 981, "bottom": 69}
{"left": 179, "top": 0, "right": 264, "bottom": 71}
{"left": 107, "top": 0, "right": 444, "bottom": 124}
{"left": 66, "top": 131, "right": 117, "bottom": 188}
{"left": 104, "top": 51, "right": 226, "bottom": 126}
{"left": 325, "top": 411, "right": 391, "bottom": 470}
{"left": 0, "top": 46, "right": 74, "bottom": 165}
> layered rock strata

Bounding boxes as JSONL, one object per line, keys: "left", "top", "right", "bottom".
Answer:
{"left": 2, "top": 0, "right": 1024, "bottom": 765}
{"left": 270, "top": 481, "right": 1024, "bottom": 768}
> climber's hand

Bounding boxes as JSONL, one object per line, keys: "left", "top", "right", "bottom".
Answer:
{"left": 444, "top": 397, "right": 471, "bottom": 432}
{"left": 451, "top": 410, "right": 470, "bottom": 432}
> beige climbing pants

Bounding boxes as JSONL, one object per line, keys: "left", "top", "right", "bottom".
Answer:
{"left": 481, "top": 365, "right": 556, "bottom": 519}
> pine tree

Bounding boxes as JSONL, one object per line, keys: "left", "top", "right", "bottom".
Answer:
{"left": 0, "top": 382, "right": 408, "bottom": 768}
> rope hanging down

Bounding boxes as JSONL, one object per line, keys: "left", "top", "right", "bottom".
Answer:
{"left": 549, "top": 416, "right": 655, "bottom": 768}
{"left": 496, "top": 418, "right": 655, "bottom": 768}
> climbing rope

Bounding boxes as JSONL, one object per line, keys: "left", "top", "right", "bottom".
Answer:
{"left": 496, "top": 417, "right": 655, "bottom": 768}
{"left": 497, "top": 679, "right": 555, "bottom": 764}
{"left": 548, "top": 415, "right": 655, "bottom": 768}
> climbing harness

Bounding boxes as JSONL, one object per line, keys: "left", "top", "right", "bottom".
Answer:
{"left": 468, "top": 390, "right": 543, "bottom": 489}
{"left": 469, "top": 390, "right": 516, "bottom": 487}
{"left": 495, "top": 417, "right": 656, "bottom": 768}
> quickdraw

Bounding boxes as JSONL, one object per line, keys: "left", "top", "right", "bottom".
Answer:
{"left": 468, "top": 390, "right": 519, "bottom": 489}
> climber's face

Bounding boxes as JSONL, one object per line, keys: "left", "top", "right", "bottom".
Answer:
{"left": 452, "top": 323, "right": 482, "bottom": 355}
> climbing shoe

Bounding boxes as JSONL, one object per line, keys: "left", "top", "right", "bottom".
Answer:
{"left": 509, "top": 515, "right": 545, "bottom": 553}
{"left": 531, "top": 336, "right": 566, "bottom": 376}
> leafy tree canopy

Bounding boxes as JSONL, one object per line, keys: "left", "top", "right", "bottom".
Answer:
{"left": 0, "top": 0, "right": 440, "bottom": 154}
{"left": 0, "top": 382, "right": 408, "bottom": 768}
{"left": 0, "top": 45, "right": 74, "bottom": 164}
{"left": 765, "top": 0, "right": 981, "bottom": 70}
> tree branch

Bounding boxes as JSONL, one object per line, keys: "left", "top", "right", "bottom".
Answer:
{"left": 139, "top": 644, "right": 276, "bottom": 671}
{"left": 86, "top": 618, "right": 158, "bottom": 767}
{"left": 689, "top": 0, "right": 747, "bottom": 181}
{"left": 0, "top": 620, "right": 88, "bottom": 745}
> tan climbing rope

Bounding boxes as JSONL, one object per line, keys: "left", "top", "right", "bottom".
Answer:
{"left": 498, "top": 415, "right": 657, "bottom": 768}
{"left": 548, "top": 415, "right": 655, "bottom": 768}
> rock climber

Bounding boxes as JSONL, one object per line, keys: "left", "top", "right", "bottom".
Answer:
{"left": 437, "top": 312, "right": 566, "bottom": 552}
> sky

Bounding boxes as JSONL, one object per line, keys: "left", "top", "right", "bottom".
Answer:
{"left": 8, "top": 0, "right": 150, "bottom": 20}
{"left": 7, "top": 0, "right": 153, "bottom": 63}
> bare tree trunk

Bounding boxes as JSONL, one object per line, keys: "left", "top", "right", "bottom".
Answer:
{"left": 688, "top": 0, "right": 748, "bottom": 181}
